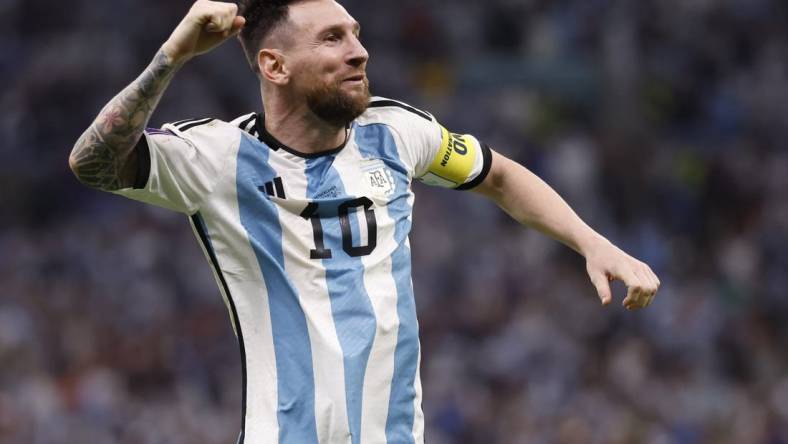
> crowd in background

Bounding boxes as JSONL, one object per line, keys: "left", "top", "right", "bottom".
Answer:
{"left": 2, "top": 0, "right": 787, "bottom": 442}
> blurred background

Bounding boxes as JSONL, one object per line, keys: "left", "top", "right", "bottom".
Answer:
{"left": 2, "top": 0, "right": 787, "bottom": 442}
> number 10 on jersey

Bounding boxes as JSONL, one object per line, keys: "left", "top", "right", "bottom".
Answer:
{"left": 300, "top": 198, "right": 378, "bottom": 259}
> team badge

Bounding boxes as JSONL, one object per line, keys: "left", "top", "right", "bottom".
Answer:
{"left": 362, "top": 161, "right": 396, "bottom": 197}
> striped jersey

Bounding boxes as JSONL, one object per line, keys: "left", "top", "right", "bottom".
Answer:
{"left": 113, "top": 97, "right": 492, "bottom": 444}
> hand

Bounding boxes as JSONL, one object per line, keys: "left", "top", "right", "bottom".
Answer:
{"left": 161, "top": 0, "right": 246, "bottom": 64}
{"left": 583, "top": 238, "right": 660, "bottom": 310}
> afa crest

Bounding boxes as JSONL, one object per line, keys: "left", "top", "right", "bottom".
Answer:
{"left": 363, "top": 163, "right": 396, "bottom": 197}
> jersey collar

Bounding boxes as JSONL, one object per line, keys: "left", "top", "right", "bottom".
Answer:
{"left": 255, "top": 113, "right": 351, "bottom": 159}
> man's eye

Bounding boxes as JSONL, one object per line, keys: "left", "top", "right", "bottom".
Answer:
{"left": 325, "top": 34, "right": 340, "bottom": 42}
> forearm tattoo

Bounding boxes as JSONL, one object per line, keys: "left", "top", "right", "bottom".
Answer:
{"left": 70, "top": 50, "right": 179, "bottom": 191}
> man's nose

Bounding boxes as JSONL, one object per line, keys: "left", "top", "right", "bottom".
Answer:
{"left": 347, "top": 35, "right": 369, "bottom": 68}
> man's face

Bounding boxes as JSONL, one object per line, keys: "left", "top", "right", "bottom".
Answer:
{"left": 282, "top": 0, "right": 370, "bottom": 127}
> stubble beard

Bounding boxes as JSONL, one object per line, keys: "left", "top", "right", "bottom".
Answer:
{"left": 305, "top": 77, "right": 371, "bottom": 128}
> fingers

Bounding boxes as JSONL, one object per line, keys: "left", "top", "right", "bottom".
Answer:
{"left": 205, "top": 11, "right": 233, "bottom": 33}
{"left": 585, "top": 240, "right": 660, "bottom": 311}
{"left": 589, "top": 270, "right": 613, "bottom": 306}
{"left": 231, "top": 16, "right": 246, "bottom": 34}
{"left": 621, "top": 262, "right": 660, "bottom": 310}
{"left": 165, "top": 1, "right": 244, "bottom": 62}
{"left": 198, "top": 1, "right": 240, "bottom": 34}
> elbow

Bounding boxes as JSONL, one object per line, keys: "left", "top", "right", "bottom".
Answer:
{"left": 67, "top": 146, "right": 102, "bottom": 189}
{"left": 68, "top": 126, "right": 130, "bottom": 191}
{"left": 68, "top": 148, "right": 89, "bottom": 186}
{"left": 68, "top": 151, "right": 79, "bottom": 175}
{"left": 68, "top": 142, "right": 133, "bottom": 191}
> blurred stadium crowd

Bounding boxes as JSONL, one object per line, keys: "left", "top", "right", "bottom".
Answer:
{"left": 2, "top": 0, "right": 787, "bottom": 443}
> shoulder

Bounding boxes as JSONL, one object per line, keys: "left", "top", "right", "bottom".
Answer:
{"left": 357, "top": 97, "right": 437, "bottom": 129}
{"left": 354, "top": 97, "right": 444, "bottom": 174}
{"left": 158, "top": 114, "right": 252, "bottom": 146}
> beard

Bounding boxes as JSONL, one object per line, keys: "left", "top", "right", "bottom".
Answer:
{"left": 305, "top": 77, "right": 370, "bottom": 128}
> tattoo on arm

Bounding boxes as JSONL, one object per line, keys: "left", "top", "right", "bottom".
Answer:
{"left": 70, "top": 50, "right": 181, "bottom": 191}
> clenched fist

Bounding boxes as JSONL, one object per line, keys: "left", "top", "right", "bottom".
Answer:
{"left": 161, "top": 0, "right": 246, "bottom": 63}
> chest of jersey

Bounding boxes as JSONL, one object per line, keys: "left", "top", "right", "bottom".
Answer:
{"left": 200, "top": 119, "right": 423, "bottom": 444}
{"left": 233, "top": 124, "right": 413, "bottom": 266}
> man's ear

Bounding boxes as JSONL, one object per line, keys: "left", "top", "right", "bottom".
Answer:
{"left": 259, "top": 49, "right": 289, "bottom": 85}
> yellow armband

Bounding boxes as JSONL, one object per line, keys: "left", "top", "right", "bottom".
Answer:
{"left": 420, "top": 126, "right": 480, "bottom": 188}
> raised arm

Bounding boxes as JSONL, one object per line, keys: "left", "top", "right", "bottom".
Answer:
{"left": 68, "top": 0, "right": 245, "bottom": 191}
{"left": 473, "top": 150, "right": 660, "bottom": 310}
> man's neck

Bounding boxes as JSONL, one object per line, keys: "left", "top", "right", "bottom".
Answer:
{"left": 261, "top": 96, "right": 347, "bottom": 156}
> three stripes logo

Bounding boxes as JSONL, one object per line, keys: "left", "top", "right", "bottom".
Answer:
{"left": 171, "top": 117, "right": 215, "bottom": 132}
{"left": 259, "top": 177, "right": 287, "bottom": 199}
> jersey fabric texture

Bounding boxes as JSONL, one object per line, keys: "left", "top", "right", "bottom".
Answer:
{"left": 113, "top": 97, "right": 492, "bottom": 444}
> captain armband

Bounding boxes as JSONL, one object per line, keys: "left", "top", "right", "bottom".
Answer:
{"left": 419, "top": 126, "right": 491, "bottom": 190}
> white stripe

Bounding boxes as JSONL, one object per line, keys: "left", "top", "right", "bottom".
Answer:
{"left": 358, "top": 230, "right": 400, "bottom": 442}
{"left": 411, "top": 314, "right": 424, "bottom": 444}
{"left": 194, "top": 136, "right": 280, "bottom": 442}
{"left": 233, "top": 280, "right": 280, "bottom": 441}
{"left": 269, "top": 154, "right": 351, "bottom": 443}
{"left": 354, "top": 206, "right": 369, "bottom": 246}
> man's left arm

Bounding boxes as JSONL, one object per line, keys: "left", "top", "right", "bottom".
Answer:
{"left": 472, "top": 149, "right": 660, "bottom": 310}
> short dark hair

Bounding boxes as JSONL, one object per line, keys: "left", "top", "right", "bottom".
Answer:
{"left": 237, "top": 0, "right": 303, "bottom": 72}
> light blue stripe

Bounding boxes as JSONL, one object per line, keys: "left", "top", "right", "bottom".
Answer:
{"left": 304, "top": 154, "right": 377, "bottom": 444}
{"left": 354, "top": 124, "right": 419, "bottom": 444}
{"left": 235, "top": 135, "right": 319, "bottom": 443}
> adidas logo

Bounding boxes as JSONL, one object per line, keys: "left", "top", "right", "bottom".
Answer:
{"left": 259, "top": 177, "right": 287, "bottom": 199}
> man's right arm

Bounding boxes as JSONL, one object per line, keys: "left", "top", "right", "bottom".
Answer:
{"left": 68, "top": 51, "right": 182, "bottom": 191}
{"left": 68, "top": 0, "right": 246, "bottom": 191}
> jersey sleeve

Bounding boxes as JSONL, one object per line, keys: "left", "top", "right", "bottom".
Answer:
{"left": 382, "top": 101, "right": 492, "bottom": 190}
{"left": 415, "top": 122, "right": 492, "bottom": 190}
{"left": 111, "top": 120, "right": 233, "bottom": 214}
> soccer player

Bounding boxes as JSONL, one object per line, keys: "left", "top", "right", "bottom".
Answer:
{"left": 68, "top": 1, "right": 660, "bottom": 443}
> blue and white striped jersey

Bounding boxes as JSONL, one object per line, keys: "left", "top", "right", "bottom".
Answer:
{"left": 114, "top": 97, "right": 491, "bottom": 444}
